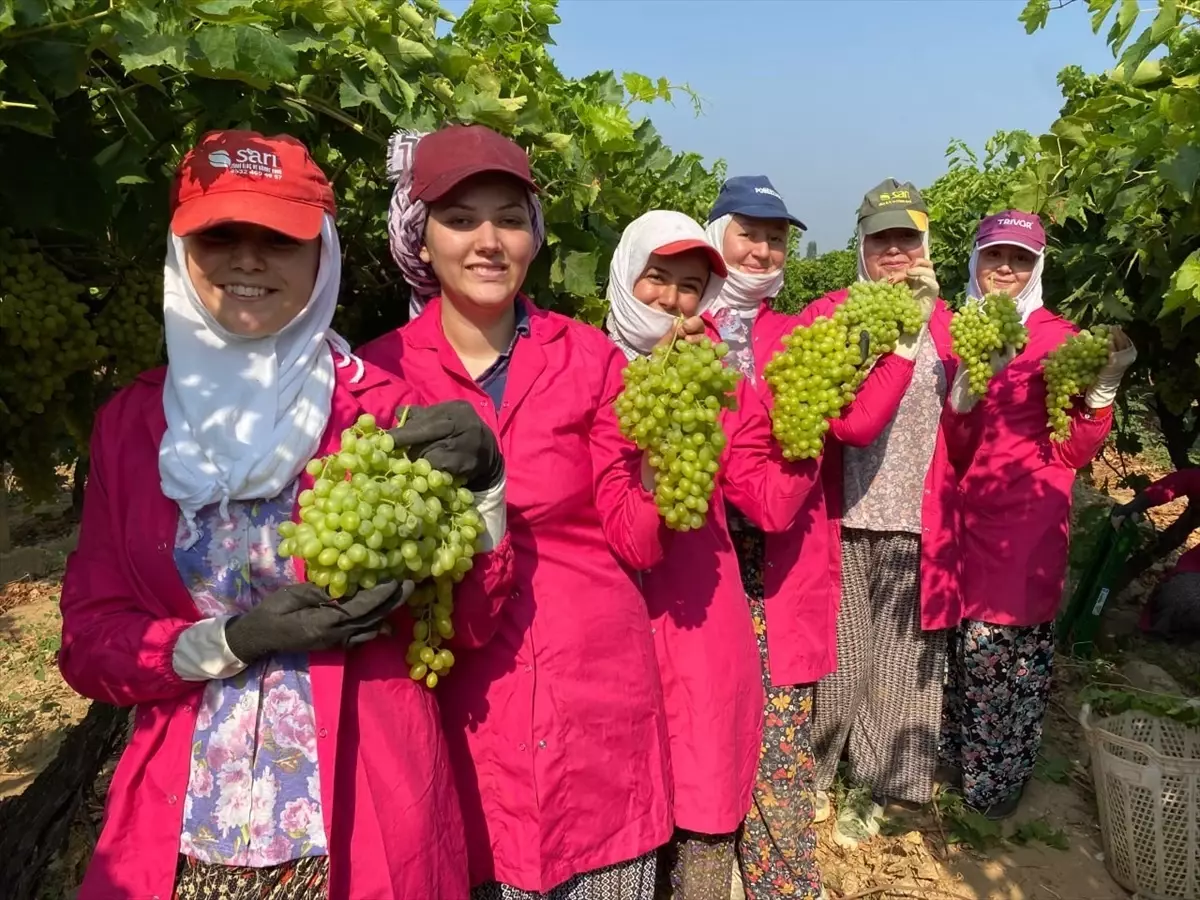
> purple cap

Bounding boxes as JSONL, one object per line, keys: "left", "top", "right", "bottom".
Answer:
{"left": 975, "top": 210, "right": 1046, "bottom": 254}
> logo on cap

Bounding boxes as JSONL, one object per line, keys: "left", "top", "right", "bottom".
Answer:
{"left": 754, "top": 186, "right": 783, "bottom": 200}
{"left": 997, "top": 217, "right": 1034, "bottom": 229}
{"left": 209, "top": 147, "right": 284, "bottom": 181}
{"left": 208, "top": 150, "right": 231, "bottom": 169}
{"left": 878, "top": 189, "right": 912, "bottom": 205}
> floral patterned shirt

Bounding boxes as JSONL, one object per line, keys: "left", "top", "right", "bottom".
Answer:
{"left": 841, "top": 328, "right": 946, "bottom": 534}
{"left": 173, "top": 484, "right": 328, "bottom": 867}
{"left": 709, "top": 306, "right": 757, "bottom": 384}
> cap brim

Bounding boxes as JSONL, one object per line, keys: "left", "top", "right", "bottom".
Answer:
{"left": 653, "top": 239, "right": 729, "bottom": 279}
{"left": 416, "top": 164, "right": 540, "bottom": 203}
{"left": 721, "top": 204, "right": 807, "bottom": 231}
{"left": 171, "top": 192, "right": 325, "bottom": 241}
{"left": 860, "top": 209, "right": 928, "bottom": 235}
{"left": 976, "top": 238, "right": 1045, "bottom": 256}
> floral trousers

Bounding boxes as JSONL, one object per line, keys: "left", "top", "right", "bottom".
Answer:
{"left": 730, "top": 517, "right": 823, "bottom": 900}
{"left": 173, "top": 855, "right": 328, "bottom": 900}
{"left": 939, "top": 619, "right": 1055, "bottom": 809}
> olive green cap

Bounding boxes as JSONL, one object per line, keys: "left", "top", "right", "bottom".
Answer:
{"left": 857, "top": 178, "right": 929, "bottom": 235}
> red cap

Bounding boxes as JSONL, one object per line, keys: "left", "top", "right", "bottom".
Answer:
{"left": 170, "top": 131, "right": 336, "bottom": 240}
{"left": 653, "top": 239, "right": 729, "bottom": 279}
{"left": 411, "top": 125, "right": 538, "bottom": 203}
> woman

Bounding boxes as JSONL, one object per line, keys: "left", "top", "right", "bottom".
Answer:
{"left": 941, "top": 210, "right": 1136, "bottom": 819}
{"left": 360, "top": 124, "right": 673, "bottom": 899}
{"left": 58, "top": 130, "right": 511, "bottom": 900}
{"left": 1112, "top": 468, "right": 1200, "bottom": 640}
{"left": 800, "top": 179, "right": 963, "bottom": 847}
{"left": 605, "top": 210, "right": 819, "bottom": 900}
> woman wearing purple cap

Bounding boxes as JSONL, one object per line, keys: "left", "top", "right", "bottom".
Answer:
{"left": 360, "top": 125, "right": 673, "bottom": 899}
{"left": 942, "top": 210, "right": 1136, "bottom": 818}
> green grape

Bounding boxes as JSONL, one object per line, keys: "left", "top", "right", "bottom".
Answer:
{"left": 1041, "top": 325, "right": 1112, "bottom": 442}
{"left": 93, "top": 268, "right": 165, "bottom": 385}
{"left": 834, "top": 279, "right": 923, "bottom": 362}
{"left": 949, "top": 292, "right": 1029, "bottom": 396}
{"left": 277, "top": 406, "right": 476, "bottom": 689}
{"left": 613, "top": 334, "right": 741, "bottom": 532}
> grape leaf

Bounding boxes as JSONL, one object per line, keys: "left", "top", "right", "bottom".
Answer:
{"left": 1107, "top": 0, "right": 1140, "bottom": 53}
{"left": 0, "top": 1, "right": 14, "bottom": 33}
{"left": 559, "top": 250, "right": 599, "bottom": 297}
{"left": 1089, "top": 0, "right": 1118, "bottom": 34}
{"left": 195, "top": 24, "right": 297, "bottom": 81}
{"left": 119, "top": 33, "right": 190, "bottom": 72}
{"left": 1019, "top": 0, "right": 1050, "bottom": 34}
{"left": 529, "top": 3, "right": 559, "bottom": 26}
{"left": 192, "top": 0, "right": 268, "bottom": 23}
{"left": 1161, "top": 250, "right": 1200, "bottom": 320}
{"left": 622, "top": 72, "right": 656, "bottom": 104}
{"left": 387, "top": 35, "right": 434, "bottom": 67}
{"left": 1160, "top": 146, "right": 1200, "bottom": 200}
{"left": 277, "top": 28, "right": 325, "bottom": 54}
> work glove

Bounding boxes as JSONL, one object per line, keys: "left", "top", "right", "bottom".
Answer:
{"left": 1085, "top": 326, "right": 1137, "bottom": 409}
{"left": 224, "top": 581, "right": 411, "bottom": 665}
{"left": 948, "top": 346, "right": 1018, "bottom": 414}
{"left": 388, "top": 401, "right": 504, "bottom": 492}
{"left": 906, "top": 258, "right": 940, "bottom": 324}
{"left": 1110, "top": 494, "right": 1151, "bottom": 527}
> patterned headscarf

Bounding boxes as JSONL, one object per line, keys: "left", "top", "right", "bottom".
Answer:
{"left": 386, "top": 129, "right": 547, "bottom": 320}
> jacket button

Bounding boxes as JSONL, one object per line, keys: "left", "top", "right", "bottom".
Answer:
{"left": 650, "top": 627, "right": 656, "bottom": 635}
{"left": 318, "top": 728, "right": 328, "bottom": 738}
{"left": 168, "top": 794, "right": 177, "bottom": 805}
{"left": 158, "top": 542, "right": 168, "bottom": 552}
{"left": 538, "top": 740, "right": 547, "bottom": 749}
{"left": 518, "top": 742, "right": 527, "bottom": 752}
{"left": 524, "top": 665, "right": 532, "bottom": 673}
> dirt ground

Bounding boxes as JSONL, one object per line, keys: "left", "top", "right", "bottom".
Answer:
{"left": 2, "top": 451, "right": 1197, "bottom": 900}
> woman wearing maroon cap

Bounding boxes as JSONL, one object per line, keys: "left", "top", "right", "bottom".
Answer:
{"left": 58, "top": 130, "right": 512, "bottom": 899}
{"left": 360, "top": 126, "right": 673, "bottom": 898}
{"left": 941, "top": 210, "right": 1136, "bottom": 818}
{"left": 604, "top": 210, "right": 819, "bottom": 900}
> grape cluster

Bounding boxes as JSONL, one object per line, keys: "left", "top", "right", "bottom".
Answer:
{"left": 764, "top": 316, "right": 864, "bottom": 459}
{"left": 949, "top": 293, "right": 1029, "bottom": 396}
{"left": 835, "top": 280, "right": 923, "bottom": 361}
{"left": 1042, "top": 326, "right": 1111, "bottom": 441}
{"left": 615, "top": 336, "right": 741, "bottom": 531}
{"left": 95, "top": 269, "right": 164, "bottom": 385}
{"left": 278, "top": 412, "right": 484, "bottom": 688}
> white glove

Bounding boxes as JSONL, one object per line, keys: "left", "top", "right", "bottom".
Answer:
{"left": 894, "top": 324, "right": 925, "bottom": 361}
{"left": 1085, "top": 327, "right": 1136, "bottom": 409}
{"left": 948, "top": 346, "right": 1017, "bottom": 414}
{"left": 906, "top": 259, "right": 939, "bottom": 323}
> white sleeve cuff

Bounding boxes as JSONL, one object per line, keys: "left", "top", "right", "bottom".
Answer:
{"left": 173, "top": 615, "right": 248, "bottom": 681}
{"left": 471, "top": 475, "right": 507, "bottom": 553}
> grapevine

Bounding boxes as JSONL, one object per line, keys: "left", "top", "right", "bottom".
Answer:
{"left": 94, "top": 269, "right": 164, "bottom": 386}
{"left": 1041, "top": 326, "right": 1111, "bottom": 441}
{"left": 614, "top": 333, "right": 741, "bottom": 531}
{"left": 949, "top": 292, "right": 1028, "bottom": 396}
{"left": 278, "top": 411, "right": 485, "bottom": 689}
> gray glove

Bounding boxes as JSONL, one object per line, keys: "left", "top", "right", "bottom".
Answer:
{"left": 224, "top": 581, "right": 411, "bottom": 665}
{"left": 388, "top": 401, "right": 504, "bottom": 492}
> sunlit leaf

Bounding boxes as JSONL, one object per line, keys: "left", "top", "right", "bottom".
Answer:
{"left": 1019, "top": 0, "right": 1051, "bottom": 33}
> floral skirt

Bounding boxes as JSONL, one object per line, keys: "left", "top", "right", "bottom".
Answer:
{"left": 940, "top": 619, "right": 1055, "bottom": 809}
{"left": 173, "top": 854, "right": 328, "bottom": 900}
{"left": 730, "top": 517, "right": 822, "bottom": 900}
{"left": 656, "top": 829, "right": 736, "bottom": 900}
{"left": 472, "top": 852, "right": 657, "bottom": 900}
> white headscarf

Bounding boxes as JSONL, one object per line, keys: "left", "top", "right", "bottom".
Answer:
{"left": 966, "top": 240, "right": 1045, "bottom": 323}
{"left": 605, "top": 210, "right": 726, "bottom": 360}
{"left": 160, "top": 213, "right": 361, "bottom": 545}
{"left": 703, "top": 214, "right": 785, "bottom": 317}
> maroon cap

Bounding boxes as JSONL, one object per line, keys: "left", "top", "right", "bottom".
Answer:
{"left": 410, "top": 125, "right": 539, "bottom": 203}
{"left": 171, "top": 131, "right": 336, "bottom": 240}
{"left": 975, "top": 210, "right": 1046, "bottom": 254}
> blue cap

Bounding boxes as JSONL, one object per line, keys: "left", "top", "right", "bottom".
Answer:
{"left": 707, "top": 175, "right": 806, "bottom": 230}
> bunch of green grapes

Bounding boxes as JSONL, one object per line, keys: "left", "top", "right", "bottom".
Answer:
{"left": 614, "top": 335, "right": 741, "bottom": 531}
{"left": 94, "top": 269, "right": 164, "bottom": 385}
{"left": 277, "top": 412, "right": 484, "bottom": 689}
{"left": 764, "top": 315, "right": 865, "bottom": 460}
{"left": 1042, "top": 325, "right": 1111, "bottom": 441}
{"left": 834, "top": 279, "right": 923, "bottom": 361}
{"left": 949, "top": 293, "right": 1029, "bottom": 395}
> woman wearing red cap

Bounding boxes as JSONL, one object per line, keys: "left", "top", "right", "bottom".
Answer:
{"left": 58, "top": 130, "right": 512, "bottom": 899}
{"left": 604, "top": 210, "right": 819, "bottom": 900}
{"left": 941, "top": 210, "right": 1136, "bottom": 818}
{"left": 360, "top": 126, "right": 673, "bottom": 898}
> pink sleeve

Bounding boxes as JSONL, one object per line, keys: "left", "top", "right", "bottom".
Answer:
{"left": 1053, "top": 404, "right": 1113, "bottom": 470}
{"left": 591, "top": 343, "right": 670, "bottom": 571}
{"left": 828, "top": 353, "right": 915, "bottom": 447}
{"left": 58, "top": 429, "right": 199, "bottom": 707}
{"left": 1142, "top": 468, "right": 1200, "bottom": 507}
{"left": 447, "top": 533, "right": 515, "bottom": 649}
{"left": 720, "top": 377, "right": 819, "bottom": 533}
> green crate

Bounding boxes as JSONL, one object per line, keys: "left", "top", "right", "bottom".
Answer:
{"left": 1058, "top": 514, "right": 1142, "bottom": 658}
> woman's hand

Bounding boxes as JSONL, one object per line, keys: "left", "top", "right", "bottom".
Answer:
{"left": 905, "top": 258, "right": 939, "bottom": 323}
{"left": 223, "top": 581, "right": 412, "bottom": 665}
{"left": 388, "top": 401, "right": 504, "bottom": 492}
{"left": 654, "top": 315, "right": 706, "bottom": 349}
{"left": 1085, "top": 325, "right": 1137, "bottom": 409}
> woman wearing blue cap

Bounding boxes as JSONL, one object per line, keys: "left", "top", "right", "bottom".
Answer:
{"left": 702, "top": 176, "right": 828, "bottom": 900}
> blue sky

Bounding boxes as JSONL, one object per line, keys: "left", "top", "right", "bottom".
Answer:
{"left": 442, "top": 0, "right": 1137, "bottom": 251}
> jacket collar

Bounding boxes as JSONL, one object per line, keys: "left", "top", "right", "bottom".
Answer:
{"left": 405, "top": 294, "right": 568, "bottom": 350}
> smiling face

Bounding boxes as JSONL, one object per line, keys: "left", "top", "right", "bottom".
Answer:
{"left": 976, "top": 243, "right": 1038, "bottom": 296}
{"left": 632, "top": 250, "right": 712, "bottom": 317}
{"left": 862, "top": 227, "right": 924, "bottom": 281}
{"left": 721, "top": 214, "right": 789, "bottom": 275}
{"left": 421, "top": 173, "right": 536, "bottom": 314}
{"left": 182, "top": 223, "right": 321, "bottom": 337}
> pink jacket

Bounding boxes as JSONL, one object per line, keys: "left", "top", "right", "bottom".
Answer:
{"left": 358, "top": 298, "right": 673, "bottom": 893}
{"left": 954, "top": 308, "right": 1113, "bottom": 626}
{"left": 642, "top": 321, "right": 820, "bottom": 834}
{"left": 750, "top": 292, "right": 963, "bottom": 685}
{"left": 1142, "top": 469, "right": 1200, "bottom": 576}
{"left": 59, "top": 359, "right": 514, "bottom": 900}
